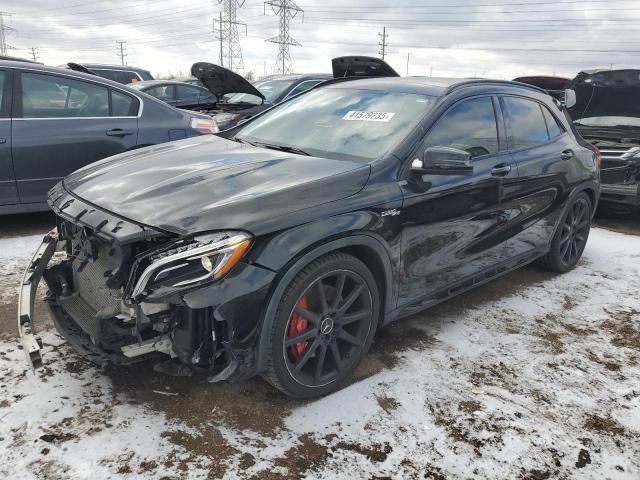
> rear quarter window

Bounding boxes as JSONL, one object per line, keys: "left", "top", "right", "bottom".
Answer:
{"left": 503, "top": 96, "right": 550, "bottom": 150}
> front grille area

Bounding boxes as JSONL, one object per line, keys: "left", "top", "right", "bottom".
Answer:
{"left": 598, "top": 146, "right": 637, "bottom": 170}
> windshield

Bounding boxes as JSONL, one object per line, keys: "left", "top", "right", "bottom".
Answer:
{"left": 235, "top": 87, "right": 435, "bottom": 161}
{"left": 575, "top": 116, "right": 640, "bottom": 128}
{"left": 227, "top": 79, "right": 296, "bottom": 104}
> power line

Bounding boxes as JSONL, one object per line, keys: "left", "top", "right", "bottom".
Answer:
{"left": 378, "top": 26, "right": 388, "bottom": 60}
{"left": 264, "top": 0, "right": 303, "bottom": 75}
{"left": 116, "top": 40, "right": 127, "bottom": 66}
{"left": 217, "top": 0, "right": 247, "bottom": 73}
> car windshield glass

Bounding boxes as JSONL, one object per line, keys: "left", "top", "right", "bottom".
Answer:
{"left": 574, "top": 116, "right": 640, "bottom": 128}
{"left": 235, "top": 87, "right": 435, "bottom": 161}
{"left": 227, "top": 79, "right": 296, "bottom": 104}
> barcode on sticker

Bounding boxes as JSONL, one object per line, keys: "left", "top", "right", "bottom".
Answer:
{"left": 342, "top": 111, "right": 396, "bottom": 122}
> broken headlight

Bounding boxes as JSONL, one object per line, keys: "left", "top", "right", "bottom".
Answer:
{"left": 130, "top": 232, "right": 252, "bottom": 298}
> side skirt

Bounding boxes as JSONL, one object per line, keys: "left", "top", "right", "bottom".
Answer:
{"left": 386, "top": 246, "right": 548, "bottom": 324}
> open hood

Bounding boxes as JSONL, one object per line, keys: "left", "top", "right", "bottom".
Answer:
{"left": 513, "top": 76, "right": 571, "bottom": 92}
{"left": 332, "top": 56, "right": 399, "bottom": 79}
{"left": 191, "top": 62, "right": 265, "bottom": 100}
{"left": 66, "top": 62, "right": 97, "bottom": 76}
{"left": 568, "top": 69, "right": 640, "bottom": 120}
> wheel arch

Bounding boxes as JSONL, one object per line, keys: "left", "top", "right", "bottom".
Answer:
{"left": 550, "top": 181, "right": 599, "bottom": 240}
{"left": 254, "top": 233, "right": 395, "bottom": 372}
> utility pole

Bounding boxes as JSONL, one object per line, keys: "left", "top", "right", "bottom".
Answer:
{"left": 217, "top": 0, "right": 247, "bottom": 73}
{"left": 29, "top": 47, "right": 39, "bottom": 63}
{"left": 0, "top": 12, "right": 16, "bottom": 56}
{"left": 406, "top": 52, "right": 410, "bottom": 76}
{"left": 378, "top": 26, "right": 388, "bottom": 60}
{"left": 264, "top": 0, "right": 303, "bottom": 75}
{"left": 116, "top": 40, "right": 127, "bottom": 66}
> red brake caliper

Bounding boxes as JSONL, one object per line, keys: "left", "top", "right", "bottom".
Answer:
{"left": 287, "top": 295, "right": 309, "bottom": 361}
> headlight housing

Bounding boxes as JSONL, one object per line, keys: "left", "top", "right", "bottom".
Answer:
{"left": 130, "top": 232, "right": 251, "bottom": 299}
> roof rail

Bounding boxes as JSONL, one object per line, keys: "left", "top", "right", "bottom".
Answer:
{"left": 445, "top": 79, "right": 548, "bottom": 95}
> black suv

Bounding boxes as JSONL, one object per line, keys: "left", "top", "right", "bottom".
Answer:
{"left": 20, "top": 77, "right": 599, "bottom": 398}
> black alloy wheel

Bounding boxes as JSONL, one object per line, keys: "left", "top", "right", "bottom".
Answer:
{"left": 559, "top": 196, "right": 590, "bottom": 266}
{"left": 538, "top": 192, "right": 592, "bottom": 273}
{"left": 263, "top": 253, "right": 379, "bottom": 398}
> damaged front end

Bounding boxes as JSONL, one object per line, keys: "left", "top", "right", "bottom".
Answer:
{"left": 569, "top": 69, "right": 640, "bottom": 210}
{"left": 19, "top": 183, "right": 275, "bottom": 382}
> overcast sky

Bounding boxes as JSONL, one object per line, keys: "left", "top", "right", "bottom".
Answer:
{"left": 4, "top": 0, "right": 640, "bottom": 80}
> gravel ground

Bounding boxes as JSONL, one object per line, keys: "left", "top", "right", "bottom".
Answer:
{"left": 0, "top": 212, "right": 639, "bottom": 479}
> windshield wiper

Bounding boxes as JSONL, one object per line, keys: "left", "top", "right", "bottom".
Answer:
{"left": 252, "top": 142, "right": 311, "bottom": 156}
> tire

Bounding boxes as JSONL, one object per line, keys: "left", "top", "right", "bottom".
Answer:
{"left": 538, "top": 192, "right": 592, "bottom": 273}
{"left": 262, "top": 252, "right": 380, "bottom": 399}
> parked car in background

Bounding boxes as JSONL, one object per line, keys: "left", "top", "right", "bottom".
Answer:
{"left": 567, "top": 69, "right": 640, "bottom": 212}
{"left": 20, "top": 75, "right": 598, "bottom": 399}
{"left": 0, "top": 60, "right": 218, "bottom": 215}
{"left": 71, "top": 63, "right": 154, "bottom": 84}
{"left": 129, "top": 80, "right": 218, "bottom": 112}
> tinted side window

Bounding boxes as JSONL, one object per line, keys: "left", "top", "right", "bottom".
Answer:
{"left": 94, "top": 69, "right": 140, "bottom": 84}
{"left": 112, "top": 90, "right": 136, "bottom": 116}
{"left": 146, "top": 85, "right": 174, "bottom": 101}
{"left": 176, "top": 85, "right": 204, "bottom": 99}
{"left": 503, "top": 97, "right": 549, "bottom": 149}
{"left": 425, "top": 97, "right": 499, "bottom": 158}
{"left": 542, "top": 106, "right": 564, "bottom": 139}
{"left": 21, "top": 73, "right": 109, "bottom": 118}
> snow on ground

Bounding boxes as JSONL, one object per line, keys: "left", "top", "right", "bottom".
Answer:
{"left": 1, "top": 227, "right": 639, "bottom": 479}
{"left": 0, "top": 234, "right": 47, "bottom": 305}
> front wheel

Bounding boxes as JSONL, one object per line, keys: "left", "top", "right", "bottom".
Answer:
{"left": 538, "top": 192, "right": 592, "bottom": 273}
{"left": 262, "top": 253, "right": 379, "bottom": 398}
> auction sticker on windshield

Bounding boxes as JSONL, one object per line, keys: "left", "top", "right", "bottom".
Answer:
{"left": 343, "top": 111, "right": 396, "bottom": 122}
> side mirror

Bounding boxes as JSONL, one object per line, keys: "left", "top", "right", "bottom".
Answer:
{"left": 563, "top": 89, "right": 577, "bottom": 109}
{"left": 412, "top": 146, "right": 473, "bottom": 175}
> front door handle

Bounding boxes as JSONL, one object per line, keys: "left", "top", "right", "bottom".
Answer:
{"left": 491, "top": 164, "right": 511, "bottom": 177}
{"left": 560, "top": 149, "right": 574, "bottom": 160}
{"left": 106, "top": 129, "right": 135, "bottom": 137}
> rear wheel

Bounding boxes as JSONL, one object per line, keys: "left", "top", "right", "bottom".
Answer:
{"left": 263, "top": 253, "right": 379, "bottom": 398}
{"left": 538, "top": 192, "right": 592, "bottom": 272}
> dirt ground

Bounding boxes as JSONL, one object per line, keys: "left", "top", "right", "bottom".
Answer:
{"left": 1, "top": 210, "right": 639, "bottom": 479}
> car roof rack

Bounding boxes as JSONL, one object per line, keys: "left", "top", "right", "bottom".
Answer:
{"left": 445, "top": 79, "right": 547, "bottom": 95}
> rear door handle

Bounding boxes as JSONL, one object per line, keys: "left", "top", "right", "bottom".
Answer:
{"left": 106, "top": 129, "right": 135, "bottom": 137}
{"left": 491, "top": 164, "right": 511, "bottom": 177}
{"left": 560, "top": 149, "right": 574, "bottom": 160}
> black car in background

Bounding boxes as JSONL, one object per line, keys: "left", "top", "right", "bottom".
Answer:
{"left": 129, "top": 80, "right": 218, "bottom": 112}
{"left": 0, "top": 60, "right": 218, "bottom": 215}
{"left": 567, "top": 69, "right": 640, "bottom": 212}
{"left": 21, "top": 76, "right": 599, "bottom": 398}
{"left": 74, "top": 63, "right": 154, "bottom": 84}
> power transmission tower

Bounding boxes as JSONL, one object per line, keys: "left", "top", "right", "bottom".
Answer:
{"left": 378, "top": 26, "right": 388, "bottom": 60}
{"left": 0, "top": 12, "right": 16, "bottom": 56}
{"left": 217, "top": 0, "right": 247, "bottom": 73}
{"left": 264, "top": 0, "right": 303, "bottom": 75}
{"left": 212, "top": 13, "right": 224, "bottom": 66}
{"left": 116, "top": 40, "right": 127, "bottom": 66}
{"left": 29, "top": 47, "right": 39, "bottom": 63}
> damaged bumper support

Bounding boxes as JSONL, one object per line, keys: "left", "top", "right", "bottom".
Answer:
{"left": 18, "top": 230, "right": 58, "bottom": 369}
